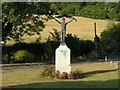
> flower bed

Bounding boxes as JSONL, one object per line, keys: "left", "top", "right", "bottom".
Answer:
{"left": 42, "top": 65, "right": 85, "bottom": 79}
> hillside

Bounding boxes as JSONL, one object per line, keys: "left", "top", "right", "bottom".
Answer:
{"left": 41, "top": 16, "right": 110, "bottom": 41}
{"left": 6, "top": 16, "right": 112, "bottom": 45}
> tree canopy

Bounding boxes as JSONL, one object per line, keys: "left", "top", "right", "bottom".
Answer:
{"left": 100, "top": 22, "right": 120, "bottom": 57}
{"left": 50, "top": 2, "right": 120, "bottom": 20}
{"left": 2, "top": 2, "right": 50, "bottom": 43}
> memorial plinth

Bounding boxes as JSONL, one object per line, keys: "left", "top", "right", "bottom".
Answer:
{"left": 55, "top": 43, "right": 71, "bottom": 74}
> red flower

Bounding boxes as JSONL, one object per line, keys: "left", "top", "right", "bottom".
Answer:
{"left": 47, "top": 65, "right": 51, "bottom": 68}
{"left": 52, "top": 71, "right": 55, "bottom": 75}
{"left": 59, "top": 75, "right": 62, "bottom": 79}
{"left": 55, "top": 71, "right": 58, "bottom": 74}
{"left": 52, "top": 68, "right": 55, "bottom": 71}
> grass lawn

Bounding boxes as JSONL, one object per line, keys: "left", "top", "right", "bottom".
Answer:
{"left": 2, "top": 62, "right": 118, "bottom": 88}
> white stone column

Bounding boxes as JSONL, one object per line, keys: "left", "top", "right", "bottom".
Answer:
{"left": 55, "top": 44, "right": 71, "bottom": 74}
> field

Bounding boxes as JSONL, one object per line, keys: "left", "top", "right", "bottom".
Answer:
{"left": 41, "top": 16, "right": 110, "bottom": 41}
{"left": 2, "top": 62, "right": 118, "bottom": 88}
{"left": 6, "top": 16, "right": 112, "bottom": 45}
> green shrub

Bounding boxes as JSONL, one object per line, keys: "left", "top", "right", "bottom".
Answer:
{"left": 2, "top": 54, "right": 9, "bottom": 63}
{"left": 69, "top": 70, "right": 85, "bottom": 79}
{"left": 87, "top": 50, "right": 97, "bottom": 59}
{"left": 100, "top": 23, "right": 120, "bottom": 57}
{"left": 12, "top": 50, "right": 34, "bottom": 63}
{"left": 44, "top": 41, "right": 53, "bottom": 59}
{"left": 66, "top": 34, "right": 95, "bottom": 58}
{"left": 59, "top": 72, "right": 68, "bottom": 79}
{"left": 42, "top": 65, "right": 60, "bottom": 78}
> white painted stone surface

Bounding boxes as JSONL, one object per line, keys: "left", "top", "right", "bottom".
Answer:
{"left": 55, "top": 44, "right": 71, "bottom": 74}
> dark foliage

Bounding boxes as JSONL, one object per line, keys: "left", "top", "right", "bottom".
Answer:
{"left": 2, "top": 37, "right": 95, "bottom": 63}
{"left": 2, "top": 43, "right": 45, "bottom": 63}
{"left": 66, "top": 34, "right": 95, "bottom": 58}
{"left": 50, "top": 2, "right": 120, "bottom": 21}
{"left": 100, "top": 23, "right": 120, "bottom": 59}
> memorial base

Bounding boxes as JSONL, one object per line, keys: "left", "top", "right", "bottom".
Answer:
{"left": 55, "top": 43, "right": 71, "bottom": 74}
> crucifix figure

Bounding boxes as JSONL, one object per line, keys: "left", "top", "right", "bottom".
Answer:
{"left": 54, "top": 16, "right": 77, "bottom": 44}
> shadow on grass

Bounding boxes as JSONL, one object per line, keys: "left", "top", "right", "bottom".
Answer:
{"left": 3, "top": 79, "right": 118, "bottom": 89}
{"left": 84, "top": 69, "right": 118, "bottom": 77}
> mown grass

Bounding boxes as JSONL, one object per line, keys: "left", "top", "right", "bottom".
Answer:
{"left": 2, "top": 62, "right": 118, "bottom": 88}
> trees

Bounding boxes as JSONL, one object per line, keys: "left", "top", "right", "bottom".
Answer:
{"left": 48, "top": 29, "right": 61, "bottom": 42}
{"left": 50, "top": 2, "right": 81, "bottom": 16}
{"left": 115, "top": 2, "right": 120, "bottom": 21}
{"left": 2, "top": 2, "right": 120, "bottom": 44}
{"left": 50, "top": 2, "right": 120, "bottom": 21}
{"left": 106, "top": 2, "right": 120, "bottom": 21}
{"left": 78, "top": 3, "right": 108, "bottom": 19}
{"left": 100, "top": 23, "right": 120, "bottom": 58}
{"left": 2, "top": 2, "right": 50, "bottom": 43}
{"left": 66, "top": 34, "right": 94, "bottom": 58}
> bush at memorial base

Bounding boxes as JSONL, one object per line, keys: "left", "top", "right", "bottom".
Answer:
{"left": 42, "top": 65, "right": 60, "bottom": 79}
{"left": 58, "top": 72, "right": 68, "bottom": 79}
{"left": 69, "top": 70, "right": 85, "bottom": 79}
{"left": 42, "top": 65, "right": 85, "bottom": 79}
